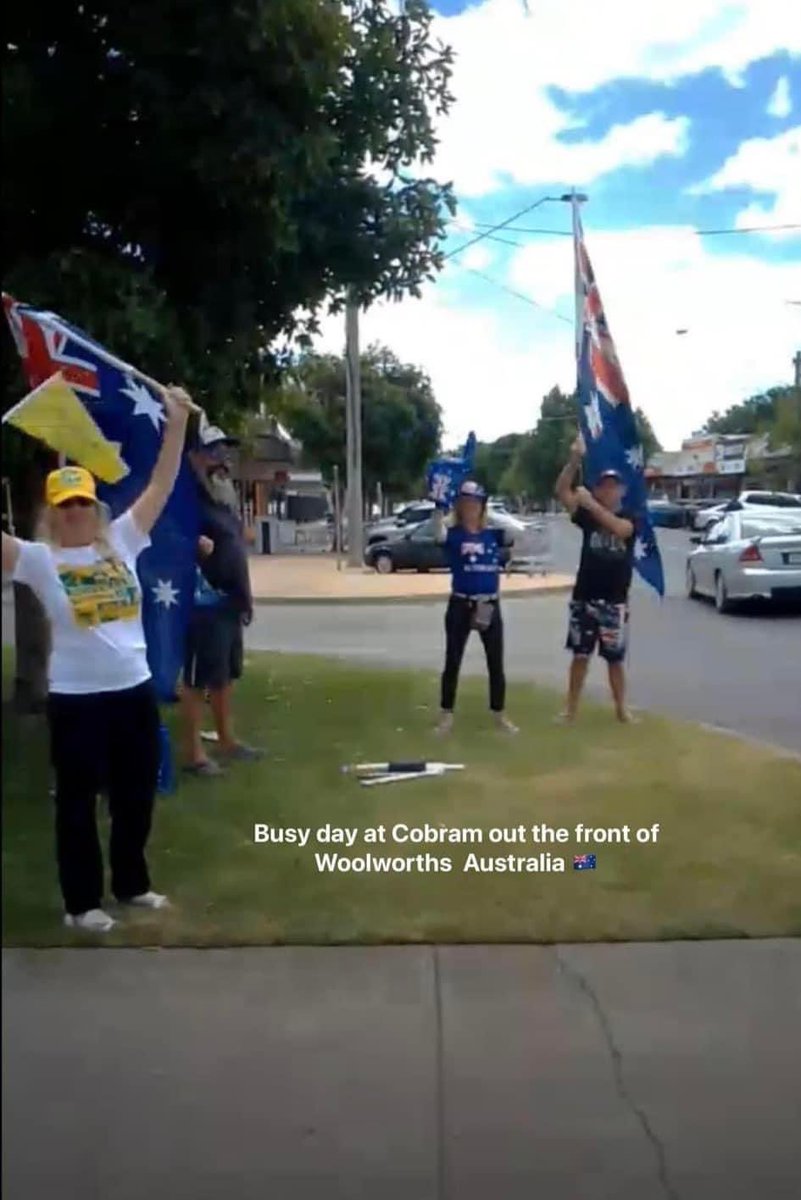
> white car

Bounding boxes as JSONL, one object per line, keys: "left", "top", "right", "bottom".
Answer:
{"left": 693, "top": 490, "right": 801, "bottom": 532}
{"left": 686, "top": 508, "right": 801, "bottom": 612}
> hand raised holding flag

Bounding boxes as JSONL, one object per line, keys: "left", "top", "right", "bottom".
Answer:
{"left": 128, "top": 385, "right": 195, "bottom": 538}
{"left": 426, "top": 430, "right": 477, "bottom": 512}
{"left": 2, "top": 297, "right": 202, "bottom": 701}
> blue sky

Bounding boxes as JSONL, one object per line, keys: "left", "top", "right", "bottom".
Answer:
{"left": 316, "top": 0, "right": 801, "bottom": 449}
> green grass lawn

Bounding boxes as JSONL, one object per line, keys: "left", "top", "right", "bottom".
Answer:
{"left": 3, "top": 651, "right": 801, "bottom": 946}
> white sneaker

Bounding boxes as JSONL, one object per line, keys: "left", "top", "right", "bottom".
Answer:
{"left": 126, "top": 891, "right": 169, "bottom": 910}
{"left": 434, "top": 712, "right": 454, "bottom": 737}
{"left": 494, "top": 713, "right": 519, "bottom": 735}
{"left": 64, "top": 908, "right": 115, "bottom": 933}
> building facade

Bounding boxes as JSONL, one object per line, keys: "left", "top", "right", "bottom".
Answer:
{"left": 646, "top": 432, "right": 796, "bottom": 499}
{"left": 229, "top": 418, "right": 328, "bottom": 534}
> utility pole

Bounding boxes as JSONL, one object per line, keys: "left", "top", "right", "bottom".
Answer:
{"left": 793, "top": 349, "right": 801, "bottom": 388}
{"left": 332, "top": 463, "right": 342, "bottom": 572}
{"left": 345, "top": 292, "right": 364, "bottom": 567}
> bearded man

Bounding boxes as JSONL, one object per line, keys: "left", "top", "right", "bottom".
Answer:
{"left": 181, "top": 423, "right": 262, "bottom": 775}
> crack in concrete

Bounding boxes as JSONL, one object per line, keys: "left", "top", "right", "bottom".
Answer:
{"left": 554, "top": 948, "right": 681, "bottom": 1200}
{"left": 433, "top": 946, "right": 447, "bottom": 1200}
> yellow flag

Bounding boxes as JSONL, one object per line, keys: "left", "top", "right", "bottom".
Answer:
{"left": 2, "top": 373, "right": 129, "bottom": 484}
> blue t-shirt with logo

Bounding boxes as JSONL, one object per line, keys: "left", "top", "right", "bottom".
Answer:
{"left": 444, "top": 526, "right": 506, "bottom": 596}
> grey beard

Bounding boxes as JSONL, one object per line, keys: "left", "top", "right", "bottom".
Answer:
{"left": 206, "top": 472, "right": 239, "bottom": 511}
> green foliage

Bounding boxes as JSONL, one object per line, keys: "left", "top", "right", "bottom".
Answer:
{"left": 634, "top": 407, "right": 661, "bottom": 461}
{"left": 502, "top": 386, "right": 577, "bottom": 503}
{"left": 3, "top": 0, "right": 455, "bottom": 417}
{"left": 281, "top": 345, "right": 442, "bottom": 498}
{"left": 770, "top": 390, "right": 801, "bottom": 487}
{"left": 472, "top": 434, "right": 525, "bottom": 496}
{"left": 704, "top": 385, "right": 801, "bottom": 488}
{"left": 704, "top": 387, "right": 796, "bottom": 436}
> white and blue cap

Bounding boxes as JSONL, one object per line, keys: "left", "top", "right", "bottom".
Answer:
{"left": 458, "top": 479, "right": 487, "bottom": 501}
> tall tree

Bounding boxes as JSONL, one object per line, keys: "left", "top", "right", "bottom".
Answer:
{"left": 770, "top": 389, "right": 801, "bottom": 489}
{"left": 281, "top": 346, "right": 442, "bottom": 502}
{"left": 473, "top": 434, "right": 525, "bottom": 496}
{"left": 704, "top": 387, "right": 795, "bottom": 436}
{"left": 634, "top": 407, "right": 662, "bottom": 463}
{"left": 3, "top": 0, "right": 455, "bottom": 410}
{"left": 502, "top": 387, "right": 576, "bottom": 504}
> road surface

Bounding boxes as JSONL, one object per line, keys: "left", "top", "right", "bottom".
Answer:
{"left": 241, "top": 521, "right": 801, "bottom": 753}
{"left": 3, "top": 521, "right": 799, "bottom": 750}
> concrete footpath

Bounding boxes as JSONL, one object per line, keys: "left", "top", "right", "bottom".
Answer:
{"left": 248, "top": 555, "right": 572, "bottom": 603}
{"left": 4, "top": 940, "right": 800, "bottom": 1199}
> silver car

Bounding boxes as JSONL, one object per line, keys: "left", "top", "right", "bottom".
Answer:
{"left": 686, "top": 509, "right": 801, "bottom": 612}
{"left": 693, "top": 490, "right": 801, "bottom": 531}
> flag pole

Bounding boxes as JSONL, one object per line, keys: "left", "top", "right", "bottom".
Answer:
{"left": 568, "top": 189, "right": 587, "bottom": 483}
{"left": 569, "top": 188, "right": 584, "bottom": 362}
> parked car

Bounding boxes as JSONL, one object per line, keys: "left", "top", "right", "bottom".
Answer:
{"left": 364, "top": 516, "right": 513, "bottom": 574}
{"left": 365, "top": 500, "right": 436, "bottom": 546}
{"left": 693, "top": 490, "right": 801, "bottom": 532}
{"left": 683, "top": 499, "right": 719, "bottom": 528}
{"left": 647, "top": 498, "right": 687, "bottom": 528}
{"left": 686, "top": 509, "right": 801, "bottom": 612}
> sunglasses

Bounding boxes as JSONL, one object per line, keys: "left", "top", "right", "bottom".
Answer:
{"left": 57, "top": 497, "right": 95, "bottom": 510}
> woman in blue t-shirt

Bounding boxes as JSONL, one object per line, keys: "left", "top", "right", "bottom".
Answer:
{"left": 432, "top": 480, "right": 518, "bottom": 736}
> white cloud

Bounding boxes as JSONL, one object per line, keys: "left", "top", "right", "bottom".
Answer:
{"left": 690, "top": 126, "right": 801, "bottom": 234}
{"left": 507, "top": 225, "right": 801, "bottom": 447}
{"left": 310, "top": 279, "right": 574, "bottom": 447}
{"left": 297, "top": 2, "right": 801, "bottom": 456}
{"left": 460, "top": 244, "right": 495, "bottom": 271}
{"left": 423, "top": 0, "right": 801, "bottom": 197}
{"left": 306, "top": 223, "right": 798, "bottom": 453}
{"left": 767, "top": 76, "right": 792, "bottom": 119}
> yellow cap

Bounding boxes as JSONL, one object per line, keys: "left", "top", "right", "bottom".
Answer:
{"left": 45, "top": 466, "right": 97, "bottom": 507}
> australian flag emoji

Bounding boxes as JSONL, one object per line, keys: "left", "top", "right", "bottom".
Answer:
{"left": 573, "top": 854, "right": 597, "bottom": 871}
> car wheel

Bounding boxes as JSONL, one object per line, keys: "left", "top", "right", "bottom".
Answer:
{"left": 714, "top": 572, "right": 732, "bottom": 614}
{"left": 686, "top": 563, "right": 699, "bottom": 599}
{"left": 374, "top": 553, "right": 394, "bottom": 575}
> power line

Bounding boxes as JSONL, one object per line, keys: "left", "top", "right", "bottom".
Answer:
{"left": 460, "top": 265, "right": 574, "bottom": 327}
{"left": 474, "top": 224, "right": 570, "bottom": 238}
{"left": 442, "top": 195, "right": 561, "bottom": 262}
{"left": 447, "top": 221, "right": 529, "bottom": 252}
{"left": 473, "top": 220, "right": 801, "bottom": 238}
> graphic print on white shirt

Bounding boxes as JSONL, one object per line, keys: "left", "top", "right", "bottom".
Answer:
{"left": 55, "top": 557, "right": 141, "bottom": 627}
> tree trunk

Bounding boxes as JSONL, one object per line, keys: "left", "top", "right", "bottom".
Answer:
{"left": 12, "top": 583, "right": 50, "bottom": 714}
{"left": 9, "top": 454, "right": 51, "bottom": 714}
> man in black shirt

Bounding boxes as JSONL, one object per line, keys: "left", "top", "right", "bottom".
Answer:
{"left": 554, "top": 435, "right": 636, "bottom": 723}
{"left": 181, "top": 423, "right": 262, "bottom": 775}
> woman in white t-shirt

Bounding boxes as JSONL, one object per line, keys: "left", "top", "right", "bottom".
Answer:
{"left": 1, "top": 386, "right": 193, "bottom": 932}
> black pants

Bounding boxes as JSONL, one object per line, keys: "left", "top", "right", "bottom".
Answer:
{"left": 440, "top": 595, "right": 506, "bottom": 713}
{"left": 47, "top": 681, "right": 161, "bottom": 915}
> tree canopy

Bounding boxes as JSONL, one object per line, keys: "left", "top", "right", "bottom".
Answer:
{"left": 472, "top": 434, "right": 525, "bottom": 496}
{"left": 280, "top": 345, "right": 442, "bottom": 501}
{"left": 704, "top": 387, "right": 798, "bottom": 437}
{"left": 474, "top": 392, "right": 663, "bottom": 505}
{"left": 705, "top": 385, "right": 800, "bottom": 488}
{"left": 3, "top": 0, "right": 455, "bottom": 413}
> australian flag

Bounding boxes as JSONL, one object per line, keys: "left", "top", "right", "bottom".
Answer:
{"left": 573, "top": 212, "right": 664, "bottom": 597}
{"left": 573, "top": 854, "right": 597, "bottom": 871}
{"left": 426, "top": 430, "right": 477, "bottom": 510}
{"left": 3, "top": 296, "right": 199, "bottom": 700}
